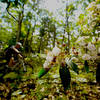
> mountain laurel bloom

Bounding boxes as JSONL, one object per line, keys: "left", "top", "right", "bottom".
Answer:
{"left": 46, "top": 52, "right": 54, "bottom": 63}
{"left": 47, "top": 51, "right": 53, "bottom": 57}
{"left": 46, "top": 56, "right": 54, "bottom": 63}
{"left": 52, "top": 46, "right": 61, "bottom": 56}
{"left": 82, "top": 54, "right": 91, "bottom": 60}
{"left": 87, "top": 42, "right": 96, "bottom": 51}
{"left": 78, "top": 41, "right": 86, "bottom": 46}
{"left": 43, "top": 46, "right": 61, "bottom": 68}
{"left": 43, "top": 61, "right": 50, "bottom": 68}
{"left": 76, "top": 37, "right": 84, "bottom": 43}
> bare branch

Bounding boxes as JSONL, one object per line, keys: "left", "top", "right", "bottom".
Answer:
{"left": 6, "top": 8, "right": 18, "bottom": 21}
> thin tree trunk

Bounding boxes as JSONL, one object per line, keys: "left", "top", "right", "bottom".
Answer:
{"left": 62, "top": 1, "right": 70, "bottom": 54}
{"left": 29, "top": 21, "right": 36, "bottom": 53}
{"left": 62, "top": 2, "right": 68, "bottom": 44}
{"left": 67, "top": 16, "right": 70, "bottom": 54}
{"left": 53, "top": 28, "right": 56, "bottom": 47}
{"left": 38, "top": 37, "right": 42, "bottom": 53}
{"left": 17, "top": 13, "right": 22, "bottom": 42}
{"left": 16, "top": 4, "right": 24, "bottom": 42}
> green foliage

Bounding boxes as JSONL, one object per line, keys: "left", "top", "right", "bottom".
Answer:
{"left": 59, "top": 64, "right": 71, "bottom": 91}
{"left": 8, "top": 37, "right": 16, "bottom": 46}
{"left": 3, "top": 72, "right": 18, "bottom": 79}
{"left": 66, "top": 59, "right": 79, "bottom": 74}
{"left": 38, "top": 68, "right": 48, "bottom": 78}
{"left": 84, "top": 60, "right": 89, "bottom": 73}
{"left": 40, "top": 27, "right": 45, "bottom": 37}
{"left": 70, "top": 61, "right": 79, "bottom": 74}
{"left": 0, "top": 0, "right": 100, "bottom": 99}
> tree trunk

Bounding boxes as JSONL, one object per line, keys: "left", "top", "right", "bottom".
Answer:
{"left": 62, "top": 2, "right": 70, "bottom": 54}
{"left": 16, "top": 13, "right": 22, "bottom": 42}
{"left": 29, "top": 22, "right": 36, "bottom": 53}
{"left": 16, "top": 4, "right": 24, "bottom": 42}
{"left": 38, "top": 37, "right": 42, "bottom": 53}
{"left": 53, "top": 27, "right": 56, "bottom": 47}
{"left": 67, "top": 18, "right": 70, "bottom": 54}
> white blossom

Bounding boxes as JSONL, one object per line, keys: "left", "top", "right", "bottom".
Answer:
{"left": 78, "top": 41, "right": 86, "bottom": 46}
{"left": 82, "top": 54, "right": 91, "bottom": 60}
{"left": 40, "top": 87, "right": 45, "bottom": 92}
{"left": 87, "top": 42, "right": 96, "bottom": 51}
{"left": 65, "top": 57, "right": 70, "bottom": 65}
{"left": 89, "top": 50, "right": 98, "bottom": 60}
{"left": 46, "top": 56, "right": 53, "bottom": 63}
{"left": 52, "top": 46, "right": 61, "bottom": 56}
{"left": 47, "top": 51, "right": 53, "bottom": 57}
{"left": 96, "top": 4, "right": 100, "bottom": 9}
{"left": 71, "top": 57, "right": 78, "bottom": 62}
{"left": 76, "top": 37, "right": 85, "bottom": 43}
{"left": 98, "top": 47, "right": 100, "bottom": 53}
{"left": 46, "top": 52, "right": 54, "bottom": 63}
{"left": 78, "top": 49, "right": 82, "bottom": 56}
{"left": 43, "top": 61, "right": 50, "bottom": 68}
{"left": 76, "top": 37, "right": 89, "bottom": 46}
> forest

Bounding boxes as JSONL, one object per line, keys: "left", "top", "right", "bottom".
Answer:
{"left": 0, "top": 0, "right": 100, "bottom": 100}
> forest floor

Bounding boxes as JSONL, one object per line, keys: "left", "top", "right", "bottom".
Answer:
{"left": 0, "top": 65, "right": 100, "bottom": 100}
{"left": 0, "top": 55, "right": 100, "bottom": 100}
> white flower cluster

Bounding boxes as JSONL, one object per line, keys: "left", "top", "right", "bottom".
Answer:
{"left": 76, "top": 36, "right": 99, "bottom": 61}
{"left": 82, "top": 43, "right": 98, "bottom": 60}
{"left": 85, "top": 1, "right": 100, "bottom": 32}
{"left": 43, "top": 46, "right": 61, "bottom": 68}
{"left": 52, "top": 46, "right": 61, "bottom": 56}
{"left": 87, "top": 42, "right": 96, "bottom": 51}
{"left": 82, "top": 54, "right": 91, "bottom": 60}
{"left": 76, "top": 36, "right": 89, "bottom": 47}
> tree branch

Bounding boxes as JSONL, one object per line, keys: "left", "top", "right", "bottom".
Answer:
{"left": 6, "top": 8, "right": 18, "bottom": 21}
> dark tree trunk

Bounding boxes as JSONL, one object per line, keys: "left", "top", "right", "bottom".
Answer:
{"left": 53, "top": 28, "right": 56, "bottom": 47}
{"left": 38, "top": 37, "right": 42, "bottom": 53}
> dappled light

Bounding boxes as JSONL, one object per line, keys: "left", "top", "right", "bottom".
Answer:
{"left": 0, "top": 0, "right": 100, "bottom": 99}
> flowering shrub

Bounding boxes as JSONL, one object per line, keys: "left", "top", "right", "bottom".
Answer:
{"left": 75, "top": 36, "right": 100, "bottom": 61}
{"left": 38, "top": 37, "right": 99, "bottom": 90}
{"left": 38, "top": 43, "right": 79, "bottom": 91}
{"left": 43, "top": 46, "right": 61, "bottom": 69}
{"left": 77, "top": 0, "right": 100, "bottom": 34}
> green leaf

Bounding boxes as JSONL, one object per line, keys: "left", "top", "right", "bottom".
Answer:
{"left": 59, "top": 64, "right": 71, "bottom": 91}
{"left": 66, "top": 59, "right": 79, "bottom": 74}
{"left": 70, "top": 61, "right": 79, "bottom": 74}
{"left": 3, "top": 72, "right": 18, "bottom": 79}
{"left": 84, "top": 60, "right": 89, "bottom": 73}
{"left": 0, "top": 73, "right": 3, "bottom": 77}
{"left": 0, "top": 0, "right": 7, "bottom": 3}
{"left": 12, "top": 90, "right": 22, "bottom": 96}
{"left": 38, "top": 68, "right": 48, "bottom": 78}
